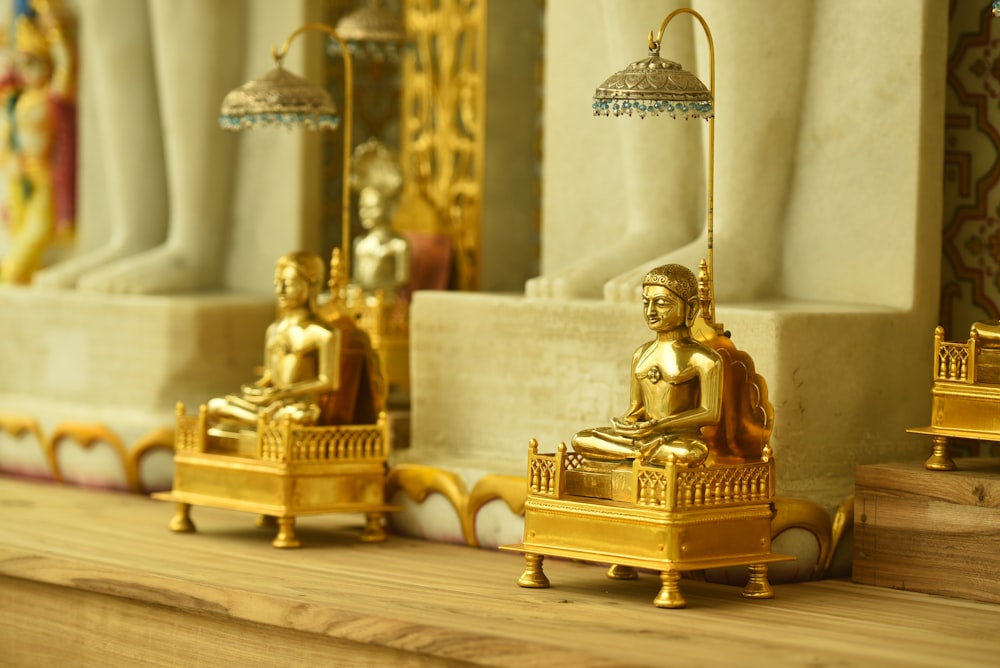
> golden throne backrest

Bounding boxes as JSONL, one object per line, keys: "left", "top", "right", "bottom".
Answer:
{"left": 317, "top": 313, "right": 387, "bottom": 426}
{"left": 700, "top": 334, "right": 774, "bottom": 465}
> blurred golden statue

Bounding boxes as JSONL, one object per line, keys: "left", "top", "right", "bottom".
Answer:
{"left": 350, "top": 137, "right": 410, "bottom": 299}
{"left": 159, "top": 251, "right": 392, "bottom": 548}
{"left": 207, "top": 252, "right": 340, "bottom": 430}
{"left": 354, "top": 185, "right": 410, "bottom": 296}
{"left": 0, "top": 0, "right": 76, "bottom": 284}
{"left": 572, "top": 263, "right": 722, "bottom": 467}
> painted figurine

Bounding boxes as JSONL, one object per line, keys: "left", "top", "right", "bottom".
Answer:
{"left": 0, "top": 0, "right": 75, "bottom": 284}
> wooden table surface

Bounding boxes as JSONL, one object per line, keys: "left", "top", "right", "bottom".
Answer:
{"left": 1, "top": 475, "right": 998, "bottom": 667}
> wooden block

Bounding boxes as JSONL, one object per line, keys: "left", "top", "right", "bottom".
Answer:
{"left": 854, "top": 458, "right": 1000, "bottom": 604}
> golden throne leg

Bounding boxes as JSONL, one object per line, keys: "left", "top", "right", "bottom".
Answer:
{"left": 925, "top": 435, "right": 957, "bottom": 471}
{"left": 653, "top": 570, "right": 686, "bottom": 608}
{"left": 607, "top": 564, "right": 638, "bottom": 580}
{"left": 742, "top": 563, "right": 775, "bottom": 599}
{"left": 360, "top": 512, "right": 388, "bottom": 542}
{"left": 255, "top": 514, "right": 278, "bottom": 528}
{"left": 272, "top": 516, "right": 301, "bottom": 549}
{"left": 517, "top": 553, "right": 550, "bottom": 588}
{"left": 168, "top": 502, "right": 195, "bottom": 533}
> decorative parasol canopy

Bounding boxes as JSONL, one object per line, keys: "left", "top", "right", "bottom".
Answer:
{"left": 593, "top": 50, "right": 713, "bottom": 120}
{"left": 219, "top": 65, "right": 339, "bottom": 131}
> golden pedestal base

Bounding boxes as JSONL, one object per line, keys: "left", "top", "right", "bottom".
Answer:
{"left": 502, "top": 443, "right": 792, "bottom": 608}
{"left": 153, "top": 408, "right": 398, "bottom": 548}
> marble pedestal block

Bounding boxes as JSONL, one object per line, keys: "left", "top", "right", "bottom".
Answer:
{"left": 0, "top": 287, "right": 273, "bottom": 492}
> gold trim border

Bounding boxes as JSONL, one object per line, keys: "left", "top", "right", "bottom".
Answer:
{"left": 0, "top": 412, "right": 852, "bottom": 577}
{"left": 0, "top": 413, "right": 175, "bottom": 494}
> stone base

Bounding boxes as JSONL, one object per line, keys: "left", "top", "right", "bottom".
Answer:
{"left": 0, "top": 287, "right": 273, "bottom": 492}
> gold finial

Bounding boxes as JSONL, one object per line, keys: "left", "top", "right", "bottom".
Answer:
{"left": 328, "top": 247, "right": 347, "bottom": 296}
{"left": 698, "top": 259, "right": 714, "bottom": 326}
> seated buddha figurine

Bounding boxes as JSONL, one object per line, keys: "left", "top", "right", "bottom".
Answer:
{"left": 207, "top": 252, "right": 340, "bottom": 430}
{"left": 353, "top": 185, "right": 411, "bottom": 298}
{"left": 572, "top": 263, "right": 723, "bottom": 467}
{"left": 349, "top": 138, "right": 410, "bottom": 299}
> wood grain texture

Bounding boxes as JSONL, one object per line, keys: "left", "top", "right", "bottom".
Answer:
{"left": 1, "top": 475, "right": 999, "bottom": 667}
{"left": 854, "top": 458, "right": 1000, "bottom": 604}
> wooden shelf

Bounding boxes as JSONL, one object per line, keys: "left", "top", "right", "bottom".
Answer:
{"left": 1, "top": 475, "right": 998, "bottom": 667}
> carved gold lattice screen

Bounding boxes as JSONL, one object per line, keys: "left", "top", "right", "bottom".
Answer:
{"left": 398, "top": 0, "right": 486, "bottom": 291}
{"left": 320, "top": 0, "right": 404, "bottom": 267}
{"left": 321, "top": 0, "right": 486, "bottom": 291}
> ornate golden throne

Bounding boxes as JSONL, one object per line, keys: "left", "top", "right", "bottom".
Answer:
{"left": 503, "top": 319, "right": 792, "bottom": 609}
{"left": 908, "top": 324, "right": 1000, "bottom": 471}
{"left": 154, "top": 274, "right": 396, "bottom": 549}
{"left": 346, "top": 286, "right": 410, "bottom": 405}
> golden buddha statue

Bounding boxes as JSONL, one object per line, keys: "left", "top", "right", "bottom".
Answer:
{"left": 509, "top": 263, "right": 788, "bottom": 607}
{"left": 572, "top": 263, "right": 722, "bottom": 467}
{"left": 207, "top": 252, "right": 340, "bottom": 430}
{"left": 159, "top": 251, "right": 393, "bottom": 548}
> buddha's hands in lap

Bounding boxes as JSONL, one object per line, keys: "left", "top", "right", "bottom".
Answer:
{"left": 611, "top": 416, "right": 655, "bottom": 437}
{"left": 241, "top": 383, "right": 277, "bottom": 404}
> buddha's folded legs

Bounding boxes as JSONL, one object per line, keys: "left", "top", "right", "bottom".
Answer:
{"left": 572, "top": 427, "right": 708, "bottom": 466}
{"left": 642, "top": 435, "right": 708, "bottom": 467}
{"left": 571, "top": 427, "right": 639, "bottom": 462}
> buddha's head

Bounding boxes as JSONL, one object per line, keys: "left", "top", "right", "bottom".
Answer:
{"left": 642, "top": 263, "right": 700, "bottom": 332}
{"left": 274, "top": 251, "right": 325, "bottom": 311}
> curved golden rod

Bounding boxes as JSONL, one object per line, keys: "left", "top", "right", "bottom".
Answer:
{"left": 273, "top": 23, "right": 356, "bottom": 279}
{"left": 652, "top": 8, "right": 717, "bottom": 319}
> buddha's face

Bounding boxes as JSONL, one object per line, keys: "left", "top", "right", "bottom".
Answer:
{"left": 274, "top": 265, "right": 310, "bottom": 309}
{"left": 358, "top": 188, "right": 385, "bottom": 229}
{"left": 642, "top": 285, "right": 687, "bottom": 333}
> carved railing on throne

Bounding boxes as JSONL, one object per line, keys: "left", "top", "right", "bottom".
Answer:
{"left": 527, "top": 439, "right": 774, "bottom": 512}
{"left": 174, "top": 403, "right": 389, "bottom": 465}
{"left": 935, "top": 326, "right": 974, "bottom": 384}
{"left": 932, "top": 321, "right": 1000, "bottom": 386}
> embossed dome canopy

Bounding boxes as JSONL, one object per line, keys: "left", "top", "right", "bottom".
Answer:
{"left": 218, "top": 65, "right": 339, "bottom": 131}
{"left": 593, "top": 51, "right": 713, "bottom": 120}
